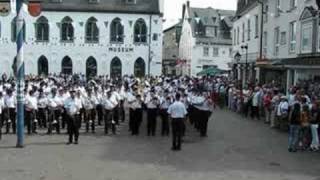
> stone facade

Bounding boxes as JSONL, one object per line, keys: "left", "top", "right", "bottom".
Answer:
{"left": 178, "top": 1, "right": 235, "bottom": 76}
{"left": 0, "top": 0, "right": 163, "bottom": 77}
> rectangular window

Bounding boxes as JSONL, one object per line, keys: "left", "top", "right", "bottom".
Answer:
{"left": 242, "top": 23, "right": 245, "bottom": 42}
{"left": 301, "top": 22, "right": 312, "bottom": 52}
{"left": 237, "top": 27, "right": 240, "bottom": 45}
{"left": 247, "top": 19, "right": 251, "bottom": 41}
{"left": 289, "top": 21, "right": 296, "bottom": 52}
{"left": 264, "top": 5, "right": 268, "bottom": 23}
{"left": 203, "top": 47, "right": 209, "bottom": 57}
{"left": 275, "top": 0, "right": 280, "bottom": 17}
{"left": 153, "top": 33, "right": 158, "bottom": 41}
{"left": 213, "top": 47, "right": 219, "bottom": 57}
{"left": 290, "top": 0, "right": 297, "bottom": 9}
{"left": 280, "top": 32, "right": 286, "bottom": 45}
{"left": 254, "top": 15, "right": 259, "bottom": 38}
{"left": 274, "top": 27, "right": 280, "bottom": 56}
{"left": 233, "top": 29, "right": 236, "bottom": 45}
{"left": 263, "top": 31, "right": 267, "bottom": 55}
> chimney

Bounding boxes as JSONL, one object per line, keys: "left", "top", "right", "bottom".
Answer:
{"left": 186, "top": 1, "right": 190, "bottom": 8}
{"left": 182, "top": 4, "right": 186, "bottom": 19}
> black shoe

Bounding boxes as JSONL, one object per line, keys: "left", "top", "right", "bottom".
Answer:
{"left": 74, "top": 141, "right": 78, "bottom": 145}
{"left": 66, "top": 142, "right": 72, "bottom": 145}
{"left": 171, "top": 147, "right": 177, "bottom": 151}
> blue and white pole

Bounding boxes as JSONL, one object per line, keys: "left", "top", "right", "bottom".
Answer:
{"left": 16, "top": 0, "right": 25, "bottom": 148}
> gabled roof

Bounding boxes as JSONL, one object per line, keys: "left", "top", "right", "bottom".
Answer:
{"left": 186, "top": 7, "right": 235, "bottom": 39}
{"left": 299, "top": 6, "right": 318, "bottom": 21}
{"left": 189, "top": 7, "right": 234, "bottom": 26}
{"left": 163, "top": 21, "right": 182, "bottom": 33}
{"left": 41, "top": 0, "right": 161, "bottom": 15}
{"left": 235, "top": 0, "right": 262, "bottom": 17}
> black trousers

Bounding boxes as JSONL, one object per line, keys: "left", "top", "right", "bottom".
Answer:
{"left": 160, "top": 109, "right": 169, "bottom": 136}
{"left": 129, "top": 108, "right": 135, "bottom": 131}
{"left": 199, "top": 110, "right": 211, "bottom": 137}
{"left": 26, "top": 110, "right": 37, "bottom": 134}
{"left": 61, "top": 108, "right": 68, "bottom": 129}
{"left": 147, "top": 108, "right": 158, "bottom": 136}
{"left": 251, "top": 106, "right": 260, "bottom": 120}
{"left": 37, "top": 108, "right": 47, "bottom": 128}
{"left": 85, "top": 109, "right": 96, "bottom": 132}
{"left": 96, "top": 105, "right": 103, "bottom": 125}
{"left": 113, "top": 106, "right": 120, "bottom": 125}
{"left": 67, "top": 114, "right": 80, "bottom": 143}
{"left": 104, "top": 109, "right": 115, "bottom": 134}
{"left": 0, "top": 113, "right": 2, "bottom": 140}
{"left": 47, "top": 109, "right": 61, "bottom": 134}
{"left": 171, "top": 119, "right": 184, "bottom": 149}
{"left": 132, "top": 108, "right": 142, "bottom": 135}
{"left": 119, "top": 100, "right": 125, "bottom": 122}
{"left": 5, "top": 108, "right": 16, "bottom": 134}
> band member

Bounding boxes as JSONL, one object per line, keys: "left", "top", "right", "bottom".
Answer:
{"left": 64, "top": 89, "right": 82, "bottom": 145}
{"left": 37, "top": 90, "right": 48, "bottom": 128}
{"left": 84, "top": 89, "right": 97, "bottom": 133}
{"left": 103, "top": 91, "right": 116, "bottom": 135}
{"left": 47, "top": 89, "right": 61, "bottom": 134}
{"left": 4, "top": 89, "right": 16, "bottom": 134}
{"left": 111, "top": 86, "right": 120, "bottom": 125}
{"left": 25, "top": 90, "right": 38, "bottom": 134}
{"left": 198, "top": 92, "right": 213, "bottom": 137}
{"left": 159, "top": 91, "right": 171, "bottom": 136}
{"left": 95, "top": 87, "right": 104, "bottom": 126}
{"left": 0, "top": 92, "right": 4, "bottom": 139}
{"left": 167, "top": 93, "right": 187, "bottom": 151}
{"left": 132, "top": 94, "right": 143, "bottom": 135}
{"left": 145, "top": 89, "right": 159, "bottom": 136}
{"left": 126, "top": 88, "right": 136, "bottom": 132}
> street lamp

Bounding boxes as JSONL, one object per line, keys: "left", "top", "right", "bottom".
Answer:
{"left": 241, "top": 45, "right": 248, "bottom": 86}
{"left": 234, "top": 52, "right": 241, "bottom": 85}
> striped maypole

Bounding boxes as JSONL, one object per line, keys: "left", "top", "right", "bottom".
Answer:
{"left": 16, "top": 0, "right": 25, "bottom": 148}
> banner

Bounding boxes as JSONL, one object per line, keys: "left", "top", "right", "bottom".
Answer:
{"left": 0, "top": 2, "right": 10, "bottom": 17}
{"left": 28, "top": 2, "right": 41, "bottom": 17}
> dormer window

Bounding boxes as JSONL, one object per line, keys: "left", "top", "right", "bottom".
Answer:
{"left": 126, "top": 0, "right": 136, "bottom": 4}
{"left": 89, "top": 0, "right": 99, "bottom": 4}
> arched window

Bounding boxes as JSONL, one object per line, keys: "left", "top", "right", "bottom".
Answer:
{"left": 134, "top": 19, "right": 147, "bottom": 43}
{"left": 36, "top": 16, "right": 49, "bottom": 41}
{"left": 61, "top": 56, "right": 73, "bottom": 75}
{"left": 134, "top": 58, "right": 145, "bottom": 77}
{"left": 110, "top": 18, "right": 124, "bottom": 43}
{"left": 86, "top": 56, "right": 97, "bottom": 78}
{"left": 110, "top": 57, "right": 122, "bottom": 78}
{"left": 38, "top": 56, "right": 49, "bottom": 76}
{"left": 85, "top": 17, "right": 99, "bottom": 43}
{"left": 60, "top": 16, "right": 74, "bottom": 42}
{"left": 11, "top": 17, "right": 26, "bottom": 42}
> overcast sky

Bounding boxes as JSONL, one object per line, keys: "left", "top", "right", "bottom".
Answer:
{"left": 163, "top": 0, "right": 237, "bottom": 29}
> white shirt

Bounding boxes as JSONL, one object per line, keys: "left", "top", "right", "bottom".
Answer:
{"left": 167, "top": 101, "right": 187, "bottom": 119}
{"left": 4, "top": 95, "right": 15, "bottom": 108}
{"left": 277, "top": 101, "right": 289, "bottom": 116}
{"left": 64, "top": 97, "right": 82, "bottom": 116}
{"left": 25, "top": 95, "right": 38, "bottom": 110}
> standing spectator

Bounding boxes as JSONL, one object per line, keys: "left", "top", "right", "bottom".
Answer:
{"left": 299, "top": 104, "right": 311, "bottom": 150}
{"left": 263, "top": 90, "right": 272, "bottom": 124}
{"left": 309, "top": 101, "right": 320, "bottom": 151}
{"left": 251, "top": 87, "right": 261, "bottom": 120}
{"left": 288, "top": 103, "right": 301, "bottom": 152}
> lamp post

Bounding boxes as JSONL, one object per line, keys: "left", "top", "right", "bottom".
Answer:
{"left": 241, "top": 45, "right": 248, "bottom": 87}
{"left": 234, "top": 52, "right": 241, "bottom": 79}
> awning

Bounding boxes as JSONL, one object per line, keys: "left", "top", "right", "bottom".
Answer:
{"left": 196, "top": 67, "right": 226, "bottom": 76}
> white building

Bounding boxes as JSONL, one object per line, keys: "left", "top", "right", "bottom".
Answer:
{"left": 178, "top": 1, "right": 235, "bottom": 76}
{"left": 0, "top": 0, "right": 163, "bottom": 78}
{"left": 233, "top": 0, "right": 320, "bottom": 91}
{"left": 232, "top": 0, "right": 262, "bottom": 86}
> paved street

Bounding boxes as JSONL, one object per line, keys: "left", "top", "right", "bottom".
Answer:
{"left": 0, "top": 109, "right": 320, "bottom": 180}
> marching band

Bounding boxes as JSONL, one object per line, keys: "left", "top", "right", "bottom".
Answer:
{"left": 0, "top": 74, "right": 214, "bottom": 150}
